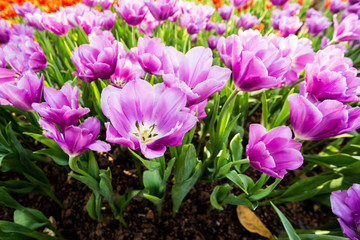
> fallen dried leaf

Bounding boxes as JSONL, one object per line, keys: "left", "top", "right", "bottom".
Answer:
{"left": 237, "top": 205, "right": 274, "bottom": 240}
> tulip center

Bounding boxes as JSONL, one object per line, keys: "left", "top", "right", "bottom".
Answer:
{"left": 133, "top": 120, "right": 158, "bottom": 144}
{"left": 114, "top": 77, "right": 126, "bottom": 88}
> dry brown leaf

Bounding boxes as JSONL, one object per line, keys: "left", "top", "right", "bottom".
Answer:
{"left": 237, "top": 205, "right": 274, "bottom": 240}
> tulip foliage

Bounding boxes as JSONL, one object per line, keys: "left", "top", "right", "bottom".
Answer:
{"left": 1, "top": 0, "right": 360, "bottom": 239}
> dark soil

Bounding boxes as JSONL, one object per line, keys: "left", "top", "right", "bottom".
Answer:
{"left": 0, "top": 145, "right": 336, "bottom": 240}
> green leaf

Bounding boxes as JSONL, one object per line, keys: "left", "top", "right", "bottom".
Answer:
{"left": 223, "top": 194, "right": 258, "bottom": 210}
{"left": 277, "top": 173, "right": 340, "bottom": 203}
{"left": 226, "top": 170, "right": 254, "bottom": 194}
{"left": 0, "top": 180, "right": 35, "bottom": 194}
{"left": 230, "top": 133, "right": 243, "bottom": 162}
{"left": 34, "top": 149, "right": 68, "bottom": 166}
{"left": 87, "top": 152, "right": 100, "bottom": 180}
{"left": 14, "top": 208, "right": 49, "bottom": 230}
{"left": 0, "top": 188, "right": 23, "bottom": 210}
{"left": 249, "top": 178, "right": 282, "bottom": 201}
{"left": 261, "top": 91, "right": 269, "bottom": 129}
{"left": 143, "top": 169, "right": 164, "bottom": 198}
{"left": 210, "top": 184, "right": 233, "bottom": 210}
{"left": 271, "top": 89, "right": 293, "bottom": 128}
{"left": 271, "top": 202, "right": 301, "bottom": 240}
{"left": 304, "top": 154, "right": 360, "bottom": 168}
{"left": 172, "top": 163, "right": 202, "bottom": 214}
{"left": 86, "top": 193, "right": 102, "bottom": 220}
{"left": 174, "top": 145, "right": 198, "bottom": 183}
{"left": 99, "top": 168, "right": 114, "bottom": 203}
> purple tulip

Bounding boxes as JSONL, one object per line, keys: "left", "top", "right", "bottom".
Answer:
{"left": 79, "top": 10, "right": 104, "bottom": 35}
{"left": 288, "top": 93, "right": 360, "bottom": 140}
{"left": 217, "top": 35, "right": 238, "bottom": 69}
{"left": 246, "top": 124, "right": 303, "bottom": 179}
{"left": 207, "top": 35, "right": 219, "bottom": 49}
{"left": 342, "top": 3, "right": 360, "bottom": 19}
{"left": 42, "top": 11, "right": 70, "bottom": 36}
{"left": 163, "top": 46, "right": 232, "bottom": 107}
{"left": 279, "top": 16, "right": 302, "bottom": 37}
{"left": 40, "top": 117, "right": 110, "bottom": 157}
{"left": 71, "top": 34, "right": 118, "bottom": 82}
{"left": 230, "top": 0, "right": 248, "bottom": 7}
{"left": 115, "top": 0, "right": 148, "bottom": 26}
{"left": 270, "top": 0, "right": 288, "bottom": 6}
{"left": 144, "top": 0, "right": 178, "bottom": 21}
{"left": 218, "top": 4, "right": 232, "bottom": 21}
{"left": 331, "top": 184, "right": 360, "bottom": 240}
{"left": 330, "top": 0, "right": 348, "bottom": 13}
{"left": 205, "top": 21, "right": 216, "bottom": 31}
{"left": 60, "top": 4, "right": 88, "bottom": 28}
{"left": 306, "top": 8, "right": 323, "bottom": 18}
{"left": 221, "top": 31, "right": 291, "bottom": 91}
{"left": 110, "top": 55, "right": 145, "bottom": 88}
{"left": 4, "top": 39, "right": 47, "bottom": 73}
{"left": 180, "top": 14, "right": 207, "bottom": 35}
{"left": 101, "top": 80, "right": 198, "bottom": 159}
{"left": 132, "top": 36, "right": 168, "bottom": 75}
{"left": 236, "top": 12, "right": 260, "bottom": 29}
{"left": 102, "top": 10, "right": 116, "bottom": 31}
{"left": 0, "top": 71, "right": 43, "bottom": 111}
{"left": 32, "top": 83, "right": 90, "bottom": 131}
{"left": 270, "top": 9, "right": 291, "bottom": 30}
{"left": 12, "top": 2, "right": 37, "bottom": 17}
{"left": 215, "top": 22, "right": 226, "bottom": 35}
{"left": 0, "top": 19, "right": 11, "bottom": 45}
{"left": 273, "top": 35, "right": 315, "bottom": 85}
{"left": 304, "top": 46, "right": 360, "bottom": 102}
{"left": 138, "top": 11, "right": 159, "bottom": 36}
{"left": 0, "top": 47, "right": 6, "bottom": 68}
{"left": 306, "top": 15, "right": 332, "bottom": 36}
{"left": 10, "top": 23, "right": 34, "bottom": 43}
{"left": 321, "top": 36, "right": 330, "bottom": 48}
{"left": 25, "top": 12, "right": 45, "bottom": 31}
{"left": 333, "top": 14, "right": 360, "bottom": 42}
{"left": 283, "top": 2, "right": 301, "bottom": 16}
{"left": 83, "top": 0, "right": 98, "bottom": 7}
{"left": 0, "top": 68, "right": 18, "bottom": 86}
{"left": 100, "top": 0, "right": 112, "bottom": 9}
{"left": 180, "top": 3, "right": 214, "bottom": 35}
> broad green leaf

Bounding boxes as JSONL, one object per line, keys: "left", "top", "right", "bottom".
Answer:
{"left": 226, "top": 170, "right": 254, "bottom": 194}
{"left": 210, "top": 184, "right": 233, "bottom": 210}
{"left": 14, "top": 208, "right": 49, "bottom": 230}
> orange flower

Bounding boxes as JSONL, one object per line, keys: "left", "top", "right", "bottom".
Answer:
{"left": 0, "top": 1, "right": 8, "bottom": 9}
{"left": 324, "top": 0, "right": 330, "bottom": 8}
{"left": 243, "top": 0, "right": 253, "bottom": 9}
{"left": 254, "top": 23, "right": 264, "bottom": 30}
{"left": 297, "top": 0, "right": 303, "bottom": 4}
{"left": 265, "top": 0, "right": 272, "bottom": 9}
{"left": 1, "top": 6, "right": 17, "bottom": 18}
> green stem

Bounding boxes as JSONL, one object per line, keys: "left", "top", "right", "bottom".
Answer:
{"left": 231, "top": 159, "right": 249, "bottom": 166}
{"left": 218, "top": 89, "right": 239, "bottom": 122}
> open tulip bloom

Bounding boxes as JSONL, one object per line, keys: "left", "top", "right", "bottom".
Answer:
{"left": 101, "top": 80, "right": 198, "bottom": 159}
